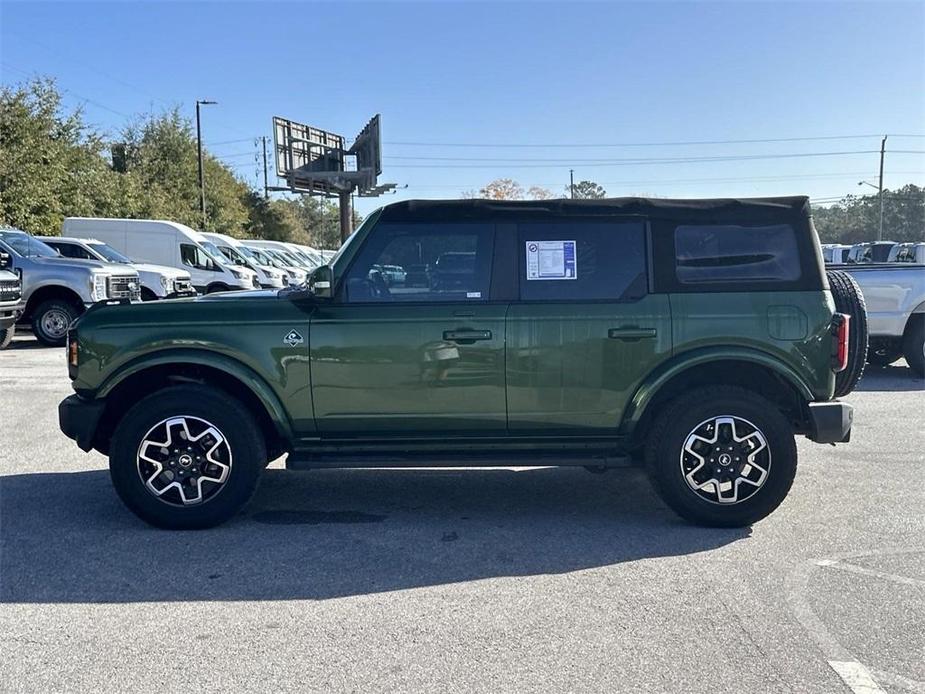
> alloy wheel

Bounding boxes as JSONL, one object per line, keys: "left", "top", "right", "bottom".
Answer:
{"left": 136, "top": 416, "right": 233, "bottom": 506}
{"left": 679, "top": 415, "right": 770, "bottom": 505}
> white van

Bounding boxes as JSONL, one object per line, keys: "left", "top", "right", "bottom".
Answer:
{"left": 62, "top": 218, "right": 258, "bottom": 294}
{"left": 246, "top": 240, "right": 317, "bottom": 270}
{"left": 200, "top": 232, "right": 286, "bottom": 289}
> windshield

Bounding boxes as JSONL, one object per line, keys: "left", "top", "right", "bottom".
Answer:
{"left": 88, "top": 242, "right": 132, "bottom": 264}
{"left": 234, "top": 244, "right": 258, "bottom": 261}
{"left": 218, "top": 245, "right": 249, "bottom": 265}
{"left": 262, "top": 249, "right": 290, "bottom": 266}
{"left": 0, "top": 230, "right": 60, "bottom": 258}
{"left": 246, "top": 247, "right": 278, "bottom": 267}
{"left": 199, "top": 240, "right": 231, "bottom": 266}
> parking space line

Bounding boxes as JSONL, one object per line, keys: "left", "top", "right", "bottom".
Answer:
{"left": 868, "top": 668, "right": 925, "bottom": 694}
{"left": 816, "top": 559, "right": 925, "bottom": 588}
{"left": 828, "top": 661, "right": 887, "bottom": 694}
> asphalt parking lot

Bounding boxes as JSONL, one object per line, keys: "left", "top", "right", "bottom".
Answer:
{"left": 1, "top": 333, "right": 923, "bottom": 694}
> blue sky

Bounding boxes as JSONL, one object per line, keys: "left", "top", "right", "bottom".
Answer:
{"left": 2, "top": 1, "right": 923, "bottom": 216}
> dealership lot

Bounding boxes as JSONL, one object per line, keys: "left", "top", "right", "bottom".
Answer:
{"left": 1, "top": 335, "right": 923, "bottom": 694}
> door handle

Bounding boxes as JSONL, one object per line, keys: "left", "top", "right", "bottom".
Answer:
{"left": 608, "top": 327, "right": 657, "bottom": 341}
{"left": 444, "top": 330, "right": 492, "bottom": 343}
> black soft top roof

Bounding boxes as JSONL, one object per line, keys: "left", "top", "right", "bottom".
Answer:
{"left": 377, "top": 196, "right": 811, "bottom": 225}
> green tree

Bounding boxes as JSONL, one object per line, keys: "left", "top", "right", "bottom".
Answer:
{"left": 567, "top": 180, "right": 607, "bottom": 199}
{"left": 811, "top": 185, "right": 924, "bottom": 243}
{"left": 117, "top": 108, "right": 251, "bottom": 234}
{"left": 0, "top": 79, "right": 123, "bottom": 234}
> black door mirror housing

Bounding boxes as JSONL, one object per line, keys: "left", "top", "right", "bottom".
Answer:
{"left": 308, "top": 265, "right": 333, "bottom": 299}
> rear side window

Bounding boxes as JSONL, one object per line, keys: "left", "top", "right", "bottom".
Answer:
{"left": 675, "top": 224, "right": 800, "bottom": 284}
{"left": 518, "top": 222, "right": 647, "bottom": 301}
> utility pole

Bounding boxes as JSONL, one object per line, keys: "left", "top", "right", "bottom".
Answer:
{"left": 262, "top": 136, "right": 269, "bottom": 200}
{"left": 338, "top": 191, "right": 352, "bottom": 243}
{"left": 569, "top": 169, "right": 574, "bottom": 199}
{"left": 878, "top": 135, "right": 887, "bottom": 242}
{"left": 195, "top": 100, "right": 217, "bottom": 229}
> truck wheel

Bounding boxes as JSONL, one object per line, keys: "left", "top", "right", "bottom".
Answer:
{"left": 0, "top": 326, "right": 13, "bottom": 349}
{"left": 826, "top": 269, "right": 868, "bottom": 397}
{"left": 109, "top": 385, "right": 266, "bottom": 529}
{"left": 867, "top": 339, "right": 902, "bottom": 367}
{"left": 31, "top": 299, "right": 79, "bottom": 347}
{"left": 903, "top": 317, "right": 925, "bottom": 378}
{"left": 206, "top": 283, "right": 229, "bottom": 294}
{"left": 645, "top": 386, "right": 797, "bottom": 527}
{"left": 140, "top": 287, "right": 158, "bottom": 302}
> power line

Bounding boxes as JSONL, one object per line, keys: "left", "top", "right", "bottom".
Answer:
{"left": 384, "top": 150, "right": 925, "bottom": 169}
{"left": 385, "top": 134, "right": 925, "bottom": 149}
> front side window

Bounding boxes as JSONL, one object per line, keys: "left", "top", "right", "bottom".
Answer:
{"left": 180, "top": 244, "right": 219, "bottom": 271}
{"left": 518, "top": 222, "right": 647, "bottom": 301}
{"left": 675, "top": 224, "right": 800, "bottom": 284}
{"left": 49, "top": 243, "right": 92, "bottom": 259}
{"left": 345, "top": 223, "right": 494, "bottom": 303}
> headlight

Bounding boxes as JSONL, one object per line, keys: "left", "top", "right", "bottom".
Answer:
{"left": 230, "top": 268, "right": 247, "bottom": 280}
{"left": 159, "top": 276, "right": 171, "bottom": 290}
{"left": 90, "top": 273, "right": 108, "bottom": 301}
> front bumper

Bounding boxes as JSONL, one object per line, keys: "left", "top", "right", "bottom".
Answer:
{"left": 59, "top": 394, "right": 105, "bottom": 452}
{"left": 806, "top": 401, "right": 853, "bottom": 443}
{"left": 164, "top": 289, "right": 198, "bottom": 299}
{"left": 0, "top": 303, "right": 22, "bottom": 329}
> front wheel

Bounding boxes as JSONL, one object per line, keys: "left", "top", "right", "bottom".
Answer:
{"left": 645, "top": 386, "right": 797, "bottom": 527}
{"left": 109, "top": 385, "right": 266, "bottom": 529}
{"left": 31, "top": 299, "right": 79, "bottom": 347}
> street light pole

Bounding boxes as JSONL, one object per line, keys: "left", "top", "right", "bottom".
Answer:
{"left": 569, "top": 169, "right": 574, "bottom": 199}
{"left": 195, "top": 100, "right": 217, "bottom": 229}
{"left": 877, "top": 135, "right": 887, "bottom": 242}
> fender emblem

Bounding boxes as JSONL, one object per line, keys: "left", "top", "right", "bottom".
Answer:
{"left": 284, "top": 330, "right": 304, "bottom": 347}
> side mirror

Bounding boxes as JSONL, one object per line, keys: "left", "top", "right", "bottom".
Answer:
{"left": 308, "top": 264, "right": 333, "bottom": 299}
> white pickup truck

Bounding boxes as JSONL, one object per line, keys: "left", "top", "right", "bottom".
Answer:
{"left": 842, "top": 264, "right": 925, "bottom": 376}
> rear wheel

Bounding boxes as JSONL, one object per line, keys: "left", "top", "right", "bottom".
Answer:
{"left": 31, "top": 299, "right": 79, "bottom": 347}
{"left": 645, "top": 386, "right": 797, "bottom": 527}
{"left": 903, "top": 317, "right": 924, "bottom": 377}
{"left": 826, "top": 269, "right": 868, "bottom": 396}
{"left": 867, "top": 339, "right": 902, "bottom": 367}
{"left": 109, "top": 385, "right": 266, "bottom": 529}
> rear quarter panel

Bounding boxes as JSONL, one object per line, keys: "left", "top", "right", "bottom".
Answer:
{"left": 670, "top": 290, "right": 836, "bottom": 400}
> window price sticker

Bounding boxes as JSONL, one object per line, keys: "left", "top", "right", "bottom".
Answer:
{"left": 526, "top": 240, "right": 577, "bottom": 280}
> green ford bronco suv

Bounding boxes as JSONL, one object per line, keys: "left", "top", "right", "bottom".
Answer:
{"left": 59, "top": 197, "right": 860, "bottom": 529}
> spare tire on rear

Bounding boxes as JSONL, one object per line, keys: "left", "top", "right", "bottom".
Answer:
{"left": 826, "top": 269, "right": 868, "bottom": 397}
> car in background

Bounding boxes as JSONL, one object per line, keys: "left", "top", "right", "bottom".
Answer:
{"left": 888, "top": 242, "right": 925, "bottom": 264}
{"left": 373, "top": 264, "right": 407, "bottom": 286}
{"left": 200, "top": 232, "right": 287, "bottom": 289}
{"left": 62, "top": 218, "right": 258, "bottom": 294}
{"left": 821, "top": 244, "right": 851, "bottom": 264}
{"left": 846, "top": 241, "right": 897, "bottom": 264}
{"left": 244, "top": 239, "right": 311, "bottom": 284}
{"left": 0, "top": 228, "right": 141, "bottom": 346}
{"left": 246, "top": 240, "right": 317, "bottom": 272}
{"left": 39, "top": 236, "right": 195, "bottom": 301}
{"left": 844, "top": 263, "right": 925, "bottom": 375}
{"left": 0, "top": 250, "right": 23, "bottom": 349}
{"left": 242, "top": 245, "right": 307, "bottom": 286}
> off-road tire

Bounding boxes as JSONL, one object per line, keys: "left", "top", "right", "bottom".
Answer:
{"left": 827, "top": 269, "right": 868, "bottom": 396}
{"left": 31, "top": 299, "right": 80, "bottom": 347}
{"left": 0, "top": 326, "right": 13, "bottom": 349}
{"left": 645, "top": 386, "right": 798, "bottom": 527}
{"left": 109, "top": 385, "right": 266, "bottom": 529}
{"left": 903, "top": 317, "right": 924, "bottom": 378}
